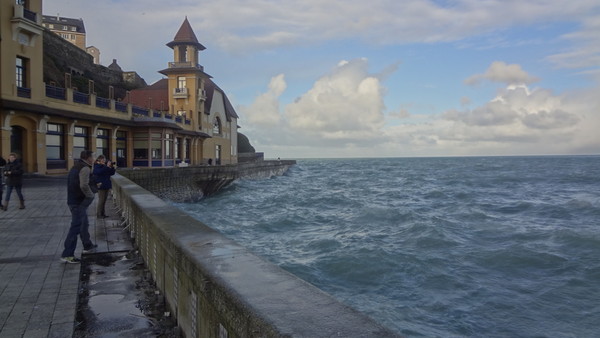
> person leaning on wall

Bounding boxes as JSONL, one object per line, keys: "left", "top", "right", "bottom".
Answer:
{"left": 93, "top": 154, "right": 116, "bottom": 218}
{"left": 2, "top": 153, "right": 25, "bottom": 211}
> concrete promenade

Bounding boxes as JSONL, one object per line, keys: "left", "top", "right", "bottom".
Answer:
{"left": 0, "top": 177, "right": 126, "bottom": 338}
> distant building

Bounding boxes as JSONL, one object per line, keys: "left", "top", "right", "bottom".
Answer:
{"left": 42, "top": 15, "right": 86, "bottom": 50}
{"left": 86, "top": 45, "right": 100, "bottom": 64}
{"left": 42, "top": 15, "right": 102, "bottom": 65}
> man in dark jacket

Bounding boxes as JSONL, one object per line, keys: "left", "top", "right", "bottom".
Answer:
{"left": 2, "top": 153, "right": 25, "bottom": 210}
{"left": 61, "top": 150, "right": 97, "bottom": 263}
{"left": 93, "top": 155, "right": 116, "bottom": 218}
{"left": 0, "top": 155, "right": 6, "bottom": 202}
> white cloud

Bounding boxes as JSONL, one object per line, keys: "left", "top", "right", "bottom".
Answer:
{"left": 465, "top": 61, "right": 539, "bottom": 86}
{"left": 546, "top": 14, "right": 600, "bottom": 74}
{"left": 239, "top": 58, "right": 391, "bottom": 150}
{"left": 244, "top": 60, "right": 599, "bottom": 158}
{"left": 241, "top": 74, "right": 286, "bottom": 127}
{"left": 44, "top": 1, "right": 600, "bottom": 66}
{"left": 285, "top": 58, "right": 386, "bottom": 141}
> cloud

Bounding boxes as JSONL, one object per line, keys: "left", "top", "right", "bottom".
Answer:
{"left": 465, "top": 61, "right": 539, "bottom": 86}
{"left": 44, "top": 1, "right": 600, "bottom": 60}
{"left": 546, "top": 14, "right": 600, "bottom": 74}
{"left": 242, "top": 74, "right": 286, "bottom": 127}
{"left": 239, "top": 58, "right": 391, "bottom": 149}
{"left": 285, "top": 59, "right": 386, "bottom": 141}
{"left": 242, "top": 60, "right": 598, "bottom": 158}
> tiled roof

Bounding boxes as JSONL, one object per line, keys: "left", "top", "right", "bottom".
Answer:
{"left": 167, "top": 17, "right": 206, "bottom": 50}
{"left": 127, "top": 79, "right": 169, "bottom": 111}
{"left": 128, "top": 78, "right": 239, "bottom": 121}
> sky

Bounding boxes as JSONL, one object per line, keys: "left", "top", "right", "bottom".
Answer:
{"left": 44, "top": 0, "right": 600, "bottom": 158}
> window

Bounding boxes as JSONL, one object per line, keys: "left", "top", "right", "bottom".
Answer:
{"left": 177, "top": 76, "right": 186, "bottom": 89}
{"left": 133, "top": 132, "right": 148, "bottom": 159}
{"left": 151, "top": 132, "right": 162, "bottom": 159}
{"left": 215, "top": 145, "right": 222, "bottom": 165}
{"left": 96, "top": 128, "right": 110, "bottom": 158}
{"left": 116, "top": 131, "right": 127, "bottom": 167}
{"left": 16, "top": 57, "right": 26, "bottom": 88}
{"left": 46, "top": 123, "right": 64, "bottom": 160}
{"left": 175, "top": 137, "right": 182, "bottom": 159}
{"left": 165, "top": 134, "right": 173, "bottom": 159}
{"left": 213, "top": 117, "right": 222, "bottom": 135}
{"left": 71, "top": 27, "right": 76, "bottom": 31}
{"left": 73, "top": 126, "right": 88, "bottom": 159}
{"left": 184, "top": 139, "right": 190, "bottom": 160}
{"left": 63, "top": 25, "right": 68, "bottom": 30}
{"left": 178, "top": 45, "right": 187, "bottom": 62}
{"left": 49, "top": 24, "right": 54, "bottom": 29}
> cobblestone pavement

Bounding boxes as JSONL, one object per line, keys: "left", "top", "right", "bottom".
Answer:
{"left": 0, "top": 177, "right": 127, "bottom": 338}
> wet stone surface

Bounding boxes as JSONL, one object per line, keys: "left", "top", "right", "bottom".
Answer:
{"left": 74, "top": 250, "right": 179, "bottom": 338}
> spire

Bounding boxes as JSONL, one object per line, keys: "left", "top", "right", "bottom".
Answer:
{"left": 167, "top": 17, "right": 206, "bottom": 50}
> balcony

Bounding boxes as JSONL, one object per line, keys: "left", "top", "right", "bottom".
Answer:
{"left": 132, "top": 105, "right": 149, "bottom": 117}
{"left": 11, "top": 4, "right": 42, "bottom": 47}
{"left": 96, "top": 97, "right": 111, "bottom": 109}
{"left": 73, "top": 91, "right": 90, "bottom": 105}
{"left": 168, "top": 62, "right": 204, "bottom": 71}
{"left": 46, "top": 85, "right": 66, "bottom": 100}
{"left": 17, "top": 87, "right": 31, "bottom": 98}
{"left": 173, "top": 87, "right": 188, "bottom": 99}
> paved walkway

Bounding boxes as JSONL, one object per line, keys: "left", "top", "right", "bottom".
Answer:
{"left": 0, "top": 177, "right": 127, "bottom": 338}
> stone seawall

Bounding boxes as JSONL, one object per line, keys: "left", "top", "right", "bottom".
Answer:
{"left": 118, "top": 160, "right": 296, "bottom": 202}
{"left": 110, "top": 172, "right": 400, "bottom": 337}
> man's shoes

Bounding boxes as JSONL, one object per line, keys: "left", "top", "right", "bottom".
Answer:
{"left": 61, "top": 256, "right": 81, "bottom": 264}
{"left": 83, "top": 244, "right": 98, "bottom": 253}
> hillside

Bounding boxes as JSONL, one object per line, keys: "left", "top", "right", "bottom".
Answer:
{"left": 43, "top": 29, "right": 145, "bottom": 100}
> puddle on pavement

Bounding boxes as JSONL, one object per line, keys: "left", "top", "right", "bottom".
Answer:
{"left": 74, "top": 251, "right": 179, "bottom": 337}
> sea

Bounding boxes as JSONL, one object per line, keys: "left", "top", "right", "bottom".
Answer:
{"left": 173, "top": 156, "right": 600, "bottom": 337}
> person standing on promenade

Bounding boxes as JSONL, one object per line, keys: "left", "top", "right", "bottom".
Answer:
{"left": 61, "top": 150, "right": 98, "bottom": 264}
{"left": 93, "top": 155, "right": 115, "bottom": 218}
{"left": 0, "top": 155, "right": 6, "bottom": 203}
{"left": 2, "top": 153, "right": 25, "bottom": 210}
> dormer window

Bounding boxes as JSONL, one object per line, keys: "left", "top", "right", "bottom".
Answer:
{"left": 213, "top": 117, "right": 222, "bottom": 135}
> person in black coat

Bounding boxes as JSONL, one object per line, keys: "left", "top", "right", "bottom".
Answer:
{"left": 0, "top": 155, "right": 6, "bottom": 202}
{"left": 92, "top": 155, "right": 116, "bottom": 218}
{"left": 2, "top": 153, "right": 25, "bottom": 210}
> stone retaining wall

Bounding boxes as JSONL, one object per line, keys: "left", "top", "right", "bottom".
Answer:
{"left": 117, "top": 160, "right": 296, "bottom": 202}
{"left": 110, "top": 171, "right": 400, "bottom": 337}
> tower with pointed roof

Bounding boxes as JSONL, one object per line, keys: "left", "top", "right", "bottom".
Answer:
{"left": 159, "top": 17, "right": 238, "bottom": 165}
{"left": 159, "top": 17, "right": 211, "bottom": 163}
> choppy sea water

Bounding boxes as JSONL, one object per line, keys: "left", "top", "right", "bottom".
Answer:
{"left": 174, "top": 156, "right": 600, "bottom": 337}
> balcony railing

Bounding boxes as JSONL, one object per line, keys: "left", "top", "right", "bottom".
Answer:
{"left": 173, "top": 87, "right": 188, "bottom": 98}
{"left": 73, "top": 91, "right": 90, "bottom": 105}
{"left": 115, "top": 101, "right": 127, "bottom": 113}
{"left": 42, "top": 84, "right": 198, "bottom": 125}
{"left": 96, "top": 96, "right": 110, "bottom": 109}
{"left": 23, "top": 8, "right": 37, "bottom": 22}
{"left": 168, "top": 62, "right": 204, "bottom": 71}
{"left": 132, "top": 105, "right": 149, "bottom": 116}
{"left": 17, "top": 87, "right": 31, "bottom": 98}
{"left": 46, "top": 85, "right": 66, "bottom": 100}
